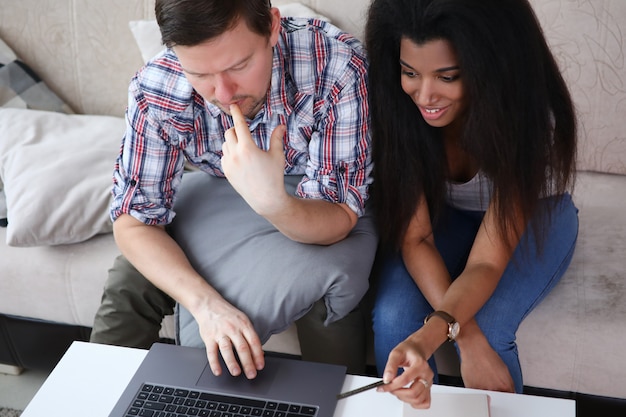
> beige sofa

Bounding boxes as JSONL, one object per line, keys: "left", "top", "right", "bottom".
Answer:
{"left": 1, "top": 0, "right": 625, "bottom": 409}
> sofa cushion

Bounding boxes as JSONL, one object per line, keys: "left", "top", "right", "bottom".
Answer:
{"left": 0, "top": 108, "right": 124, "bottom": 246}
{"left": 517, "top": 171, "right": 626, "bottom": 398}
{"left": 0, "top": 36, "right": 75, "bottom": 221}
{"left": 529, "top": 0, "right": 626, "bottom": 175}
{"left": 169, "top": 172, "right": 378, "bottom": 346}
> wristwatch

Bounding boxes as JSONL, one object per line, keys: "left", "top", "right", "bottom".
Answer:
{"left": 424, "top": 310, "right": 460, "bottom": 342}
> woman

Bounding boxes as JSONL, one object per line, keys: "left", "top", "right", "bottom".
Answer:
{"left": 366, "top": 0, "right": 578, "bottom": 407}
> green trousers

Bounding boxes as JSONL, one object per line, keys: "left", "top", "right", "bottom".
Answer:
{"left": 90, "top": 255, "right": 366, "bottom": 374}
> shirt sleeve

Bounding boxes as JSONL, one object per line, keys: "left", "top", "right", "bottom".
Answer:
{"left": 298, "top": 50, "right": 373, "bottom": 218}
{"left": 110, "top": 77, "right": 186, "bottom": 226}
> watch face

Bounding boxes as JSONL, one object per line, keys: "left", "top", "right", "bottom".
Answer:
{"left": 449, "top": 322, "right": 460, "bottom": 340}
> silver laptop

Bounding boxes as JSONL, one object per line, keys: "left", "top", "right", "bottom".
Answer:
{"left": 109, "top": 342, "right": 347, "bottom": 417}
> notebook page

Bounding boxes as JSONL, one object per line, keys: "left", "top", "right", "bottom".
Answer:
{"left": 403, "top": 393, "right": 491, "bottom": 417}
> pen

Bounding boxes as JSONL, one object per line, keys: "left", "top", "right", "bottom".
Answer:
{"left": 336, "top": 379, "right": 386, "bottom": 399}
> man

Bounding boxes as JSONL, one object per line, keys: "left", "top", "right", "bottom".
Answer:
{"left": 90, "top": 0, "right": 372, "bottom": 379}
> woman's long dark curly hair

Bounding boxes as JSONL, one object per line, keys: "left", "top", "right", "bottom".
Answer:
{"left": 366, "top": 0, "right": 577, "bottom": 250}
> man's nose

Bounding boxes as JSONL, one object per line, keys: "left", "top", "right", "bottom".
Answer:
{"left": 213, "top": 74, "right": 236, "bottom": 104}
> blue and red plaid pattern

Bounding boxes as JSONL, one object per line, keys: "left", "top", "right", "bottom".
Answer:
{"left": 111, "top": 18, "right": 372, "bottom": 226}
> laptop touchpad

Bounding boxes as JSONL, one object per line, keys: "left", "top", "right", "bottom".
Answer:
{"left": 196, "top": 363, "right": 278, "bottom": 396}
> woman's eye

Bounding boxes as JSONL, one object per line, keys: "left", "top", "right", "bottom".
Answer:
{"left": 440, "top": 74, "right": 460, "bottom": 82}
{"left": 401, "top": 70, "right": 418, "bottom": 78}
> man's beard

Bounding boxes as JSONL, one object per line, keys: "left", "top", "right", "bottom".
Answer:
{"left": 212, "top": 95, "right": 266, "bottom": 119}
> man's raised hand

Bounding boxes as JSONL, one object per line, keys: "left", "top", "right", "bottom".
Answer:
{"left": 221, "top": 104, "right": 287, "bottom": 216}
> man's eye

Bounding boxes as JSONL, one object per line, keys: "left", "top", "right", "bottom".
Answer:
{"left": 231, "top": 64, "right": 247, "bottom": 72}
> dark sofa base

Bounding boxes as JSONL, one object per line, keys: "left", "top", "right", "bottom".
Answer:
{"left": 0, "top": 314, "right": 91, "bottom": 371}
{"left": 2, "top": 314, "right": 624, "bottom": 417}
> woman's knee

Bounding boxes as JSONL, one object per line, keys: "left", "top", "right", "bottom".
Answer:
{"left": 372, "top": 254, "right": 431, "bottom": 335}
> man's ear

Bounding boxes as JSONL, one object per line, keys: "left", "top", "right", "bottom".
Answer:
{"left": 269, "top": 7, "right": 281, "bottom": 46}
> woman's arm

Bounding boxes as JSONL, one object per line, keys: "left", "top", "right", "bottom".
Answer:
{"left": 380, "top": 197, "right": 523, "bottom": 404}
{"left": 402, "top": 197, "right": 524, "bottom": 337}
{"left": 437, "top": 202, "right": 523, "bottom": 392}
{"left": 430, "top": 201, "right": 522, "bottom": 325}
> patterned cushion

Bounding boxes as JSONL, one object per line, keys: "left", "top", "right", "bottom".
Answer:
{"left": 0, "top": 37, "right": 73, "bottom": 113}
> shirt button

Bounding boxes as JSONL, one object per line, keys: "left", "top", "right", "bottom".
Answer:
{"left": 129, "top": 179, "right": 137, "bottom": 186}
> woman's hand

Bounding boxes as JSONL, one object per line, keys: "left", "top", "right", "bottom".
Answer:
{"left": 377, "top": 333, "right": 436, "bottom": 409}
{"left": 456, "top": 321, "right": 515, "bottom": 392}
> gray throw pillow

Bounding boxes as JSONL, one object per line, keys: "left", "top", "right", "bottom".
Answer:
{"left": 169, "top": 171, "right": 378, "bottom": 347}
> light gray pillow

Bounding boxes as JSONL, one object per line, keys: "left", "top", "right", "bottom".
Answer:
{"left": 0, "top": 109, "right": 122, "bottom": 246}
{"left": 168, "top": 171, "right": 378, "bottom": 347}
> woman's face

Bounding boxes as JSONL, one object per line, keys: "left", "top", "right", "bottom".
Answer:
{"left": 399, "top": 37, "right": 467, "bottom": 129}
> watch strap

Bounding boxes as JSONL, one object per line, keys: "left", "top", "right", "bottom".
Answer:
{"left": 424, "top": 310, "right": 458, "bottom": 341}
{"left": 424, "top": 310, "right": 456, "bottom": 325}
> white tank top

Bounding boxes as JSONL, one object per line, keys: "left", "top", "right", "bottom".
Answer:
{"left": 446, "top": 172, "right": 492, "bottom": 211}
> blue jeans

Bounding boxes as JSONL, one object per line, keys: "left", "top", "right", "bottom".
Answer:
{"left": 371, "top": 193, "right": 578, "bottom": 393}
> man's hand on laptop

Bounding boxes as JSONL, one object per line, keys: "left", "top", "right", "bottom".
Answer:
{"left": 195, "top": 298, "right": 265, "bottom": 379}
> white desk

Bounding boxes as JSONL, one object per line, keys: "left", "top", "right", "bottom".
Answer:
{"left": 22, "top": 342, "right": 574, "bottom": 417}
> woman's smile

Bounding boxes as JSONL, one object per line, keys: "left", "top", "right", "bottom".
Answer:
{"left": 419, "top": 105, "right": 450, "bottom": 121}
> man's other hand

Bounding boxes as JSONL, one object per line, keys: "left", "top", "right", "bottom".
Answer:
{"left": 221, "top": 103, "right": 288, "bottom": 216}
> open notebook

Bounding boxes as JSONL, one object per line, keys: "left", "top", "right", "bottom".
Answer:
{"left": 403, "top": 392, "right": 491, "bottom": 417}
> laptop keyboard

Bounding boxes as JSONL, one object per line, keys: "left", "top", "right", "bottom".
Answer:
{"left": 124, "top": 383, "right": 319, "bottom": 417}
